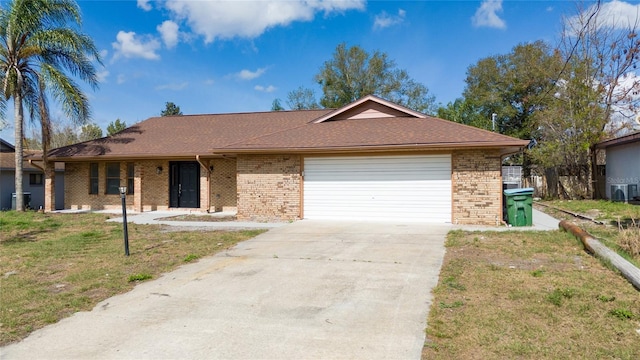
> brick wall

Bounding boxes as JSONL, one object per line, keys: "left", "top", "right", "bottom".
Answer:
{"left": 65, "top": 162, "right": 122, "bottom": 210}
{"left": 64, "top": 159, "right": 239, "bottom": 213}
{"left": 64, "top": 160, "right": 169, "bottom": 211}
{"left": 209, "top": 158, "right": 237, "bottom": 212}
{"left": 452, "top": 149, "right": 503, "bottom": 225}
{"left": 236, "top": 154, "right": 301, "bottom": 221}
{"left": 140, "top": 161, "right": 169, "bottom": 211}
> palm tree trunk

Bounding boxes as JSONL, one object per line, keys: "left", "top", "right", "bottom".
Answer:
{"left": 14, "top": 92, "right": 24, "bottom": 211}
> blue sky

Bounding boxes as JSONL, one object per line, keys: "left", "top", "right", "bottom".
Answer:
{"left": 2, "top": 0, "right": 639, "bottom": 143}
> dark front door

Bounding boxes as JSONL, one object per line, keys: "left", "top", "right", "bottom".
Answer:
{"left": 169, "top": 162, "right": 200, "bottom": 208}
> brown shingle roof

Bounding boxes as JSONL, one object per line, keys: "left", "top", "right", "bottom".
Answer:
{"left": 215, "top": 116, "right": 528, "bottom": 153}
{"left": 47, "top": 97, "right": 528, "bottom": 160}
{"left": 48, "top": 109, "right": 331, "bottom": 160}
{"left": 0, "top": 150, "right": 64, "bottom": 171}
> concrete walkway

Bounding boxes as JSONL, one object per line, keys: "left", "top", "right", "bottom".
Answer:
{"left": 104, "top": 210, "right": 286, "bottom": 230}
{"left": 1, "top": 220, "right": 450, "bottom": 359}
{"left": 101, "top": 208, "right": 560, "bottom": 232}
{"left": 454, "top": 208, "right": 560, "bottom": 232}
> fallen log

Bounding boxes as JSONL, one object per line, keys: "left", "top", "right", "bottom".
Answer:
{"left": 559, "top": 220, "right": 640, "bottom": 291}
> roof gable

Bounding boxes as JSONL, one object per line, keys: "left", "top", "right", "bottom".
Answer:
{"left": 1, "top": 138, "right": 15, "bottom": 152}
{"left": 312, "top": 95, "right": 426, "bottom": 123}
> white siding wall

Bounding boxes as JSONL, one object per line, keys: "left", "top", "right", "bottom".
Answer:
{"left": 606, "top": 142, "right": 640, "bottom": 200}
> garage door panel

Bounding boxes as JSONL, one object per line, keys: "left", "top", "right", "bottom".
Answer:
{"left": 303, "top": 155, "right": 452, "bottom": 222}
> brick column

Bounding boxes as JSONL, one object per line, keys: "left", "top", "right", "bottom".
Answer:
{"left": 134, "top": 162, "right": 143, "bottom": 213}
{"left": 452, "top": 150, "right": 502, "bottom": 225}
{"left": 44, "top": 162, "right": 56, "bottom": 212}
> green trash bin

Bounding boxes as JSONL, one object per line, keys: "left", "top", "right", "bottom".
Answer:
{"left": 503, "top": 188, "right": 533, "bottom": 227}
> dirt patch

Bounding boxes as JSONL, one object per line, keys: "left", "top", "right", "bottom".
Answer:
{"left": 448, "top": 245, "right": 585, "bottom": 272}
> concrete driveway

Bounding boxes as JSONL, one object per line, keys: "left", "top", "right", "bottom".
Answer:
{"left": 1, "top": 220, "right": 449, "bottom": 359}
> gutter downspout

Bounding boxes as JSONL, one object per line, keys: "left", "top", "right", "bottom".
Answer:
{"left": 29, "top": 159, "right": 45, "bottom": 172}
{"left": 196, "top": 155, "right": 212, "bottom": 212}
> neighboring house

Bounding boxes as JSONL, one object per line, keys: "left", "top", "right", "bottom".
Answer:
{"left": 596, "top": 131, "right": 640, "bottom": 202}
{"left": 0, "top": 138, "right": 65, "bottom": 210}
{"left": 44, "top": 96, "right": 528, "bottom": 225}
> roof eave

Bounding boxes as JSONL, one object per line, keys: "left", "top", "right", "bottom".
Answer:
{"left": 595, "top": 131, "right": 640, "bottom": 149}
{"left": 211, "top": 141, "right": 529, "bottom": 155}
{"left": 47, "top": 153, "right": 225, "bottom": 162}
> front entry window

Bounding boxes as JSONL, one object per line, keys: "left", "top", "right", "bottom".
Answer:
{"left": 105, "top": 162, "right": 120, "bottom": 195}
{"left": 89, "top": 163, "right": 98, "bottom": 194}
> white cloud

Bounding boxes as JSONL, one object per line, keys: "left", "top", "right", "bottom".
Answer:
{"left": 204, "top": 78, "right": 215, "bottom": 86}
{"left": 96, "top": 70, "right": 109, "bottom": 83}
{"left": 155, "top": 82, "right": 189, "bottom": 91}
{"left": 157, "top": 20, "right": 180, "bottom": 48}
{"left": 236, "top": 68, "right": 267, "bottom": 80}
{"left": 373, "top": 9, "right": 406, "bottom": 30}
{"left": 112, "top": 31, "right": 161, "bottom": 60}
{"left": 117, "top": 74, "right": 126, "bottom": 84}
{"left": 254, "top": 85, "right": 277, "bottom": 93}
{"left": 565, "top": 0, "right": 640, "bottom": 32}
{"left": 472, "top": 0, "right": 506, "bottom": 29}
{"left": 137, "top": 0, "right": 152, "bottom": 11}
{"left": 163, "top": 0, "right": 365, "bottom": 43}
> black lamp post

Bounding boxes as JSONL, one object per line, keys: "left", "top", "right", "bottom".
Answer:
{"left": 119, "top": 186, "right": 130, "bottom": 256}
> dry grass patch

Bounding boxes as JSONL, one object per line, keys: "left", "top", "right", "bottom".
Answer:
{"left": 423, "top": 230, "right": 640, "bottom": 360}
{"left": 537, "top": 201, "right": 640, "bottom": 265}
{"left": 0, "top": 211, "right": 264, "bottom": 345}
{"left": 617, "top": 220, "right": 640, "bottom": 257}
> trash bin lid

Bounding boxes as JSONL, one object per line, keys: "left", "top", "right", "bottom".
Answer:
{"left": 503, "top": 187, "right": 534, "bottom": 195}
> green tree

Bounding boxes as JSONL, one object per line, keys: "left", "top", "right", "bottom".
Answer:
{"left": 106, "top": 119, "right": 127, "bottom": 136}
{"left": 50, "top": 123, "right": 79, "bottom": 148}
{"left": 25, "top": 119, "right": 103, "bottom": 149}
{"left": 529, "top": 67, "right": 606, "bottom": 198}
{"left": 161, "top": 101, "right": 182, "bottom": 116}
{"left": 79, "top": 122, "right": 103, "bottom": 142}
{"left": 286, "top": 86, "right": 320, "bottom": 110}
{"left": 463, "top": 41, "right": 561, "bottom": 139}
{"left": 0, "top": 0, "right": 101, "bottom": 211}
{"left": 271, "top": 98, "right": 284, "bottom": 111}
{"left": 437, "top": 98, "right": 491, "bottom": 130}
{"left": 315, "top": 43, "right": 436, "bottom": 113}
{"left": 561, "top": 3, "right": 640, "bottom": 198}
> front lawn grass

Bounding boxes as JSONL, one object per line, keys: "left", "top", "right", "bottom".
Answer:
{"left": 0, "top": 211, "right": 264, "bottom": 345}
{"left": 423, "top": 230, "right": 640, "bottom": 359}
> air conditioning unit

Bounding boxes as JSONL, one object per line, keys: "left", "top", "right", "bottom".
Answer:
{"left": 629, "top": 184, "right": 639, "bottom": 201}
{"left": 611, "top": 184, "right": 628, "bottom": 202}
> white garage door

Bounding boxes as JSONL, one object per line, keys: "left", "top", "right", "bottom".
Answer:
{"left": 303, "top": 155, "right": 451, "bottom": 222}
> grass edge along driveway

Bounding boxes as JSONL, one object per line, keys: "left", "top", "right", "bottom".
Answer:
{"left": 423, "top": 229, "right": 640, "bottom": 360}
